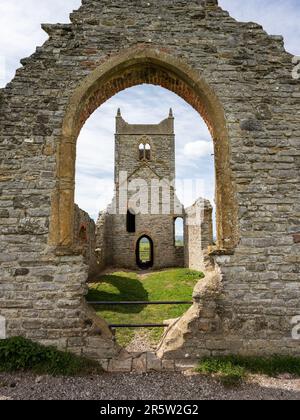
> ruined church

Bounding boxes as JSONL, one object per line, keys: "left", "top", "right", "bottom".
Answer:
{"left": 90, "top": 110, "right": 214, "bottom": 272}
{"left": 1, "top": 0, "right": 299, "bottom": 364}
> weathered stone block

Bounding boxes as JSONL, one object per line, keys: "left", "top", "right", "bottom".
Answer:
{"left": 132, "top": 353, "right": 147, "bottom": 373}
{"left": 292, "top": 233, "right": 300, "bottom": 244}
{"left": 0, "top": 210, "right": 9, "bottom": 218}
{"left": 108, "top": 358, "right": 132, "bottom": 373}
{"left": 13, "top": 268, "right": 29, "bottom": 277}
{"left": 146, "top": 352, "right": 162, "bottom": 372}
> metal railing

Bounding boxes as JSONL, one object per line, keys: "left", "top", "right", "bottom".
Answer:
{"left": 87, "top": 300, "right": 193, "bottom": 329}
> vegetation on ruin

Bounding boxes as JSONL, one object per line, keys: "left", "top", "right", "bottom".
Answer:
{"left": 0, "top": 337, "right": 102, "bottom": 376}
{"left": 88, "top": 268, "right": 204, "bottom": 347}
{"left": 197, "top": 355, "right": 300, "bottom": 387}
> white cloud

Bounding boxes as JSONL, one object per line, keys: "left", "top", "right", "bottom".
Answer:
{"left": 75, "top": 174, "right": 114, "bottom": 219}
{"left": 183, "top": 141, "right": 213, "bottom": 159}
{"left": 219, "top": 0, "right": 300, "bottom": 55}
{"left": 0, "top": 0, "right": 81, "bottom": 86}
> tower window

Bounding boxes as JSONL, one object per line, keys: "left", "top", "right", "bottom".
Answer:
{"left": 138, "top": 142, "right": 151, "bottom": 161}
{"left": 145, "top": 143, "right": 151, "bottom": 160}
{"left": 139, "top": 143, "right": 145, "bottom": 160}
{"left": 127, "top": 209, "right": 136, "bottom": 233}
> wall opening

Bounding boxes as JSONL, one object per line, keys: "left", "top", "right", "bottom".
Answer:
{"left": 50, "top": 48, "right": 239, "bottom": 354}
{"left": 138, "top": 141, "right": 152, "bottom": 161}
{"left": 127, "top": 209, "right": 136, "bottom": 233}
{"left": 136, "top": 236, "right": 154, "bottom": 270}
{"left": 139, "top": 143, "right": 145, "bottom": 160}
{"left": 174, "top": 217, "right": 184, "bottom": 247}
{"left": 72, "top": 81, "right": 217, "bottom": 350}
{"left": 145, "top": 143, "right": 151, "bottom": 161}
{"left": 51, "top": 49, "right": 239, "bottom": 254}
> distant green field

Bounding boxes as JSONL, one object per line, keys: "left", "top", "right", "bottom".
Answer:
{"left": 88, "top": 268, "right": 204, "bottom": 347}
{"left": 139, "top": 242, "right": 151, "bottom": 262}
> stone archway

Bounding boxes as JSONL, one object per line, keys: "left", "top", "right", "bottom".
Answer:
{"left": 136, "top": 235, "right": 154, "bottom": 270}
{"left": 1, "top": 0, "right": 299, "bottom": 366}
{"left": 49, "top": 48, "right": 239, "bottom": 254}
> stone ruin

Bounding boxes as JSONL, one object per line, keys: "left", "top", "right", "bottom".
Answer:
{"left": 0, "top": 0, "right": 299, "bottom": 370}
{"left": 85, "top": 109, "right": 213, "bottom": 273}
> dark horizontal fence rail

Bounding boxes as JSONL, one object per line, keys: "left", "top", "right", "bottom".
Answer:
{"left": 87, "top": 300, "right": 193, "bottom": 329}
{"left": 87, "top": 301, "right": 193, "bottom": 306}
{"left": 109, "top": 323, "right": 169, "bottom": 328}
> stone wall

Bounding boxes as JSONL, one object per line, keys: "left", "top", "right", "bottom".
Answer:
{"left": 73, "top": 205, "right": 98, "bottom": 278}
{"left": 185, "top": 198, "right": 214, "bottom": 272}
{"left": 0, "top": 0, "right": 299, "bottom": 360}
{"left": 109, "top": 213, "right": 185, "bottom": 270}
{"left": 95, "top": 210, "right": 113, "bottom": 273}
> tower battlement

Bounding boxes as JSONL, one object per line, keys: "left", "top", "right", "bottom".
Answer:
{"left": 114, "top": 110, "right": 176, "bottom": 183}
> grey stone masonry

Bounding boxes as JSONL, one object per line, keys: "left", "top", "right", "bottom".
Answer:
{"left": 185, "top": 198, "right": 214, "bottom": 272}
{"left": 0, "top": 0, "right": 299, "bottom": 361}
{"left": 73, "top": 205, "right": 98, "bottom": 278}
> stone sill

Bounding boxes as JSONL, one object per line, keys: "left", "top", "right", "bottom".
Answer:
{"left": 208, "top": 246, "right": 235, "bottom": 257}
{"left": 54, "top": 245, "right": 83, "bottom": 257}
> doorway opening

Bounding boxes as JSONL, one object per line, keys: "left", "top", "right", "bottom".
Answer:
{"left": 136, "top": 236, "right": 154, "bottom": 270}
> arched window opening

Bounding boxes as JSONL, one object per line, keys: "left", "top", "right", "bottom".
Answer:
{"left": 127, "top": 209, "right": 136, "bottom": 233}
{"left": 136, "top": 236, "right": 154, "bottom": 269}
{"left": 138, "top": 141, "right": 151, "bottom": 161}
{"left": 79, "top": 225, "right": 87, "bottom": 244}
{"left": 145, "top": 143, "right": 151, "bottom": 161}
{"left": 139, "top": 143, "right": 145, "bottom": 160}
{"left": 57, "top": 52, "right": 238, "bottom": 252}
{"left": 174, "top": 217, "right": 184, "bottom": 247}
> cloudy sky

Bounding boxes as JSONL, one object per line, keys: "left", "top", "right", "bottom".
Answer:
{"left": 0, "top": 0, "right": 299, "bottom": 221}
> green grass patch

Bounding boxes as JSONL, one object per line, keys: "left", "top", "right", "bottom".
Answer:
{"left": 0, "top": 337, "right": 102, "bottom": 376}
{"left": 197, "top": 355, "right": 300, "bottom": 387}
{"left": 88, "top": 268, "right": 204, "bottom": 347}
{"left": 139, "top": 241, "right": 151, "bottom": 262}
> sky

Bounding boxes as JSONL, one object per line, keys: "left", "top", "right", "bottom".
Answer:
{"left": 0, "top": 0, "right": 299, "bottom": 221}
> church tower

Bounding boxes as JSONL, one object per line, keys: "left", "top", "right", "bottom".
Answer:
{"left": 100, "top": 110, "right": 185, "bottom": 270}
{"left": 114, "top": 108, "right": 175, "bottom": 184}
{"left": 96, "top": 110, "right": 212, "bottom": 272}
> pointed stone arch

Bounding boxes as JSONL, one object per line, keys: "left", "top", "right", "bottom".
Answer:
{"left": 136, "top": 235, "right": 154, "bottom": 270}
{"left": 50, "top": 47, "right": 239, "bottom": 252}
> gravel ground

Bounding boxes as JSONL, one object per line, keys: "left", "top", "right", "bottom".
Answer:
{"left": 126, "top": 330, "right": 157, "bottom": 353}
{"left": 0, "top": 372, "right": 300, "bottom": 400}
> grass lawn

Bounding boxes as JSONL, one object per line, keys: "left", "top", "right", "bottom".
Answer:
{"left": 87, "top": 268, "right": 204, "bottom": 348}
